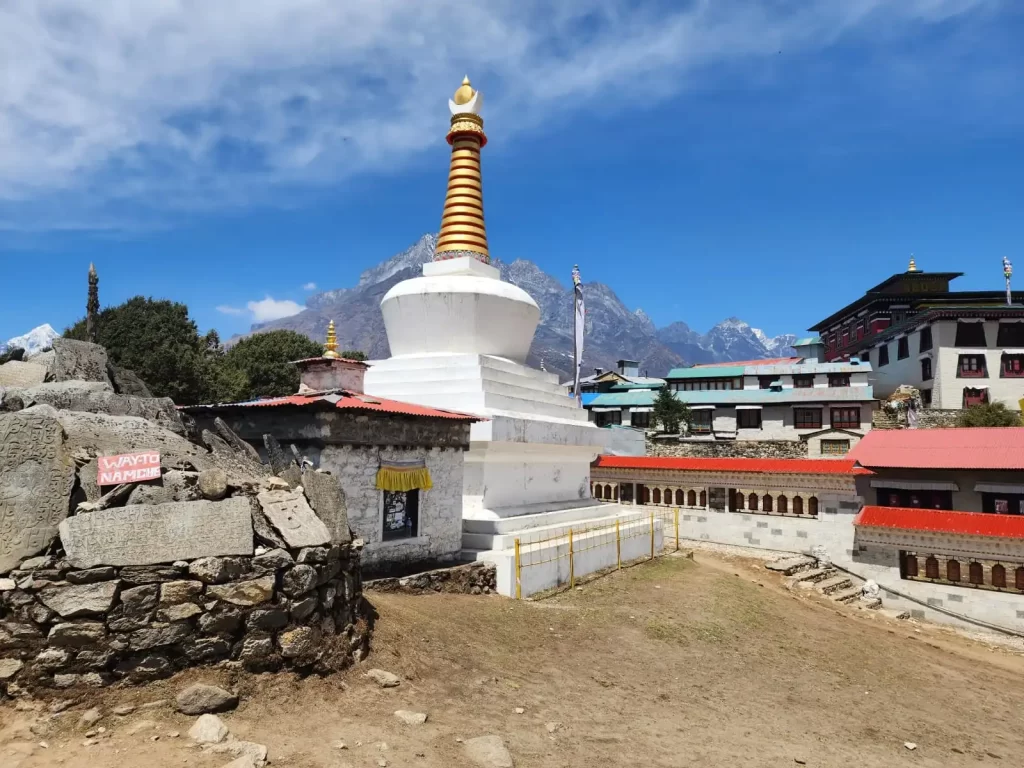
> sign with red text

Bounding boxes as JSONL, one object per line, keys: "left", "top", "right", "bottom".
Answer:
{"left": 97, "top": 451, "right": 161, "bottom": 486}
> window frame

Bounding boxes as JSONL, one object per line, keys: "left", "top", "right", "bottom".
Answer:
{"left": 794, "top": 408, "right": 823, "bottom": 429}
{"left": 918, "top": 326, "right": 933, "bottom": 353}
{"left": 690, "top": 410, "right": 713, "bottom": 434}
{"left": 793, "top": 374, "right": 814, "bottom": 389}
{"left": 954, "top": 321, "right": 988, "bottom": 347}
{"left": 921, "top": 357, "right": 933, "bottom": 381}
{"left": 381, "top": 488, "right": 420, "bottom": 542}
{"left": 630, "top": 411, "right": 652, "bottom": 429}
{"left": 820, "top": 439, "right": 851, "bottom": 456}
{"left": 897, "top": 337, "right": 909, "bottom": 360}
{"left": 736, "top": 409, "right": 762, "bottom": 430}
{"left": 996, "top": 322, "right": 1024, "bottom": 347}
{"left": 878, "top": 344, "right": 889, "bottom": 367}
{"left": 1001, "top": 354, "right": 1024, "bottom": 378}
{"left": 830, "top": 407, "right": 861, "bottom": 430}
{"left": 957, "top": 354, "right": 987, "bottom": 378}
{"left": 827, "top": 373, "right": 851, "bottom": 388}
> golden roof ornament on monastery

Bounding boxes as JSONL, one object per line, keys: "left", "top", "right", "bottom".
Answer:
{"left": 908, "top": 256, "right": 918, "bottom": 272}
{"left": 453, "top": 75, "right": 475, "bottom": 106}
{"left": 323, "top": 319, "right": 340, "bottom": 359}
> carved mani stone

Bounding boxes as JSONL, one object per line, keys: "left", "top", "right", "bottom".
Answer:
{"left": 0, "top": 412, "right": 76, "bottom": 574}
{"left": 59, "top": 498, "right": 254, "bottom": 569}
{"left": 256, "top": 489, "right": 330, "bottom": 548}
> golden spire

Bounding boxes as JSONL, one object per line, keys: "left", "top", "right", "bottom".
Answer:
{"left": 435, "top": 75, "right": 490, "bottom": 264}
{"left": 908, "top": 256, "right": 918, "bottom": 272}
{"left": 323, "top": 319, "right": 340, "bottom": 359}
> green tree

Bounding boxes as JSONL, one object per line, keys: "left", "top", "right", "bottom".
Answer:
{"left": 65, "top": 296, "right": 226, "bottom": 405}
{"left": 957, "top": 402, "right": 1022, "bottom": 428}
{"left": 222, "top": 330, "right": 325, "bottom": 400}
{"left": 340, "top": 349, "right": 367, "bottom": 361}
{"left": 652, "top": 387, "right": 691, "bottom": 433}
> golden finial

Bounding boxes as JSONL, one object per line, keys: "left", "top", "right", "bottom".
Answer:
{"left": 323, "top": 319, "right": 340, "bottom": 359}
{"left": 453, "top": 75, "right": 475, "bottom": 106}
{"left": 908, "top": 256, "right": 918, "bottom": 272}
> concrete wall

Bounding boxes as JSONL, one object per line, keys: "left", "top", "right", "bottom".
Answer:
{"left": 318, "top": 445, "right": 465, "bottom": 571}
{"left": 855, "top": 468, "right": 1024, "bottom": 512}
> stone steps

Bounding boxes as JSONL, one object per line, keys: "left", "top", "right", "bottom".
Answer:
{"left": 788, "top": 566, "right": 836, "bottom": 585}
{"left": 817, "top": 575, "right": 853, "bottom": 595}
{"left": 765, "top": 556, "right": 816, "bottom": 576}
{"left": 832, "top": 586, "right": 864, "bottom": 604}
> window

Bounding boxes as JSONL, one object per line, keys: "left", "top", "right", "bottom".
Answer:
{"left": 997, "top": 322, "right": 1024, "bottom": 347}
{"left": 963, "top": 387, "right": 989, "bottom": 408}
{"left": 919, "top": 326, "right": 933, "bottom": 352}
{"left": 876, "top": 488, "right": 952, "bottom": 510}
{"left": 631, "top": 411, "right": 651, "bottom": 428}
{"left": 954, "top": 321, "right": 987, "bottom": 347}
{"left": 842, "top": 329, "right": 849, "bottom": 347}
{"left": 921, "top": 358, "right": 932, "bottom": 381}
{"left": 690, "top": 410, "right": 712, "bottom": 434}
{"left": 382, "top": 490, "right": 419, "bottom": 541}
{"left": 594, "top": 409, "right": 622, "bottom": 427}
{"left": 828, "top": 373, "right": 850, "bottom": 387}
{"left": 593, "top": 484, "right": 603, "bottom": 499}
{"left": 1002, "top": 354, "right": 1024, "bottom": 378}
{"left": 794, "top": 408, "right": 822, "bottom": 429}
{"left": 734, "top": 492, "right": 744, "bottom": 510}
{"left": 737, "top": 409, "right": 762, "bottom": 429}
{"left": 793, "top": 375, "right": 814, "bottom": 388}
{"left": 830, "top": 407, "right": 860, "bottom": 429}
{"left": 758, "top": 376, "right": 775, "bottom": 390}
{"left": 820, "top": 439, "right": 851, "bottom": 456}
{"left": 920, "top": 388, "right": 932, "bottom": 407}
{"left": 897, "top": 337, "right": 909, "bottom": 360}
{"left": 958, "top": 354, "right": 987, "bottom": 377}
{"left": 878, "top": 344, "right": 889, "bottom": 367}
{"left": 857, "top": 322, "right": 865, "bottom": 341}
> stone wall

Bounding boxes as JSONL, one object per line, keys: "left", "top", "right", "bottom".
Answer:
{"left": 872, "top": 408, "right": 960, "bottom": 430}
{"left": 647, "top": 437, "right": 808, "bottom": 459}
{"left": 365, "top": 561, "right": 497, "bottom": 595}
{"left": 0, "top": 544, "right": 369, "bottom": 696}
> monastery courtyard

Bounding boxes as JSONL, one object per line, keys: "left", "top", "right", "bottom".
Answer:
{"left": 4, "top": 549, "right": 1024, "bottom": 768}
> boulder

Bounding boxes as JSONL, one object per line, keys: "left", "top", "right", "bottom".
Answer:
{"left": 281, "top": 564, "right": 317, "bottom": 597}
{"left": 206, "top": 576, "right": 275, "bottom": 607}
{"left": 176, "top": 683, "right": 239, "bottom": 715}
{"left": 0, "top": 360, "right": 48, "bottom": 388}
{"left": 39, "top": 581, "right": 120, "bottom": 618}
{"left": 188, "top": 713, "right": 230, "bottom": 744}
{"left": 301, "top": 469, "right": 351, "bottom": 545}
{"left": 198, "top": 468, "right": 229, "bottom": 500}
{"left": 200, "top": 430, "right": 269, "bottom": 488}
{"left": 50, "top": 338, "right": 112, "bottom": 385}
{"left": 109, "top": 366, "right": 152, "bottom": 397}
{"left": 394, "top": 710, "right": 428, "bottom": 725}
{"left": 12, "top": 382, "right": 184, "bottom": 436}
{"left": 60, "top": 498, "right": 254, "bottom": 568}
{"left": 129, "top": 622, "right": 192, "bottom": 650}
{"left": 464, "top": 735, "right": 515, "bottom": 768}
{"left": 257, "top": 489, "right": 331, "bottom": 548}
{"left": 160, "top": 580, "right": 204, "bottom": 604}
{"left": 127, "top": 470, "right": 201, "bottom": 505}
{"left": 189, "top": 556, "right": 250, "bottom": 585}
{"left": 0, "top": 411, "right": 77, "bottom": 574}
{"left": 365, "top": 669, "right": 401, "bottom": 688}
{"left": 47, "top": 622, "right": 106, "bottom": 648}
{"left": 65, "top": 567, "right": 117, "bottom": 585}
{"left": 278, "top": 626, "right": 319, "bottom": 658}
{"left": 0, "top": 658, "right": 24, "bottom": 680}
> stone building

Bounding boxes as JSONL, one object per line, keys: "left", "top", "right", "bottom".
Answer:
{"left": 182, "top": 322, "right": 479, "bottom": 574}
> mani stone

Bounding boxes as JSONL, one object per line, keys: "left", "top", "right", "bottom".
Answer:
{"left": 257, "top": 489, "right": 330, "bottom": 548}
{"left": 302, "top": 470, "right": 351, "bottom": 545}
{"left": 49, "top": 338, "right": 112, "bottom": 385}
{"left": 109, "top": 366, "right": 152, "bottom": 397}
{"left": 127, "top": 470, "right": 201, "bottom": 506}
{"left": 0, "top": 360, "right": 48, "bottom": 388}
{"left": 39, "top": 581, "right": 120, "bottom": 618}
{"left": 0, "top": 412, "right": 76, "bottom": 574}
{"left": 59, "top": 498, "right": 254, "bottom": 569}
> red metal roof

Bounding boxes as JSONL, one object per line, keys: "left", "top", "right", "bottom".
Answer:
{"left": 693, "top": 357, "right": 802, "bottom": 368}
{"left": 180, "top": 392, "right": 480, "bottom": 421}
{"left": 855, "top": 505, "right": 1024, "bottom": 539}
{"left": 848, "top": 427, "right": 1024, "bottom": 470}
{"left": 593, "top": 455, "right": 867, "bottom": 475}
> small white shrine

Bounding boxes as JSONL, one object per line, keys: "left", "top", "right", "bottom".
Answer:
{"left": 365, "top": 77, "right": 660, "bottom": 595}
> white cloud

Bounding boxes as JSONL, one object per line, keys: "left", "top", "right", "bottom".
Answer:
{"left": 303, "top": 282, "right": 317, "bottom": 291}
{"left": 216, "top": 305, "right": 246, "bottom": 316}
{"left": 0, "top": 0, "right": 1007, "bottom": 229}
{"left": 247, "top": 296, "right": 304, "bottom": 323}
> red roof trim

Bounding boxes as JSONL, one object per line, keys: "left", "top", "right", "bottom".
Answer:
{"left": 593, "top": 455, "right": 867, "bottom": 475}
{"left": 855, "top": 505, "right": 1024, "bottom": 539}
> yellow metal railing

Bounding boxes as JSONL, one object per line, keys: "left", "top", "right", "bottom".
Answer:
{"left": 513, "top": 507, "right": 682, "bottom": 598}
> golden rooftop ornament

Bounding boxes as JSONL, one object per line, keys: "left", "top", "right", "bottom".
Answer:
{"left": 435, "top": 75, "right": 490, "bottom": 264}
{"left": 323, "top": 319, "right": 340, "bottom": 359}
{"left": 908, "top": 256, "right": 918, "bottom": 272}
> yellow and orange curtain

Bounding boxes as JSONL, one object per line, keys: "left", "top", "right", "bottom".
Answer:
{"left": 375, "top": 459, "right": 433, "bottom": 492}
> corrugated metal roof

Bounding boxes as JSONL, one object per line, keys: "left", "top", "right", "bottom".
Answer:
{"left": 180, "top": 391, "right": 480, "bottom": 421}
{"left": 593, "top": 455, "right": 867, "bottom": 475}
{"left": 794, "top": 337, "right": 821, "bottom": 346}
{"left": 697, "top": 357, "right": 802, "bottom": 367}
{"left": 588, "top": 386, "right": 874, "bottom": 408}
{"left": 855, "top": 505, "right": 1024, "bottom": 539}
{"left": 580, "top": 392, "right": 600, "bottom": 406}
{"left": 666, "top": 366, "right": 745, "bottom": 379}
{"left": 609, "top": 379, "right": 666, "bottom": 391}
{"left": 848, "top": 427, "right": 1024, "bottom": 470}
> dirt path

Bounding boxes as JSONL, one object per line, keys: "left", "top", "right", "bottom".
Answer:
{"left": 3, "top": 551, "right": 1024, "bottom": 767}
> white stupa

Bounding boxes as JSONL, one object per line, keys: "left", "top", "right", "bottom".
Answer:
{"left": 364, "top": 77, "right": 660, "bottom": 595}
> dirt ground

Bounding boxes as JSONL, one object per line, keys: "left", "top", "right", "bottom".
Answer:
{"left": 4, "top": 549, "right": 1024, "bottom": 768}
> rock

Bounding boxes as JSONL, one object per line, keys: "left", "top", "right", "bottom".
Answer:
{"left": 206, "top": 739, "right": 268, "bottom": 767}
{"left": 198, "top": 608, "right": 244, "bottom": 635}
{"left": 257, "top": 489, "right": 331, "bottom": 548}
{"left": 265, "top": 477, "right": 290, "bottom": 490}
{"left": 207, "top": 576, "right": 275, "bottom": 607}
{"left": 189, "top": 556, "right": 251, "bottom": 584}
{"left": 464, "top": 735, "right": 514, "bottom": 768}
{"left": 0, "top": 658, "right": 24, "bottom": 679}
{"left": 278, "top": 626, "right": 319, "bottom": 658}
{"left": 220, "top": 756, "right": 258, "bottom": 768}
{"left": 119, "top": 565, "right": 186, "bottom": 585}
{"left": 246, "top": 608, "right": 289, "bottom": 631}
{"left": 180, "top": 636, "right": 232, "bottom": 662}
{"left": 17, "top": 555, "right": 53, "bottom": 571}
{"left": 49, "top": 698, "right": 76, "bottom": 712}
{"left": 65, "top": 567, "right": 117, "bottom": 585}
{"left": 188, "top": 714, "right": 230, "bottom": 744}
{"left": 0, "top": 412, "right": 77, "bottom": 574}
{"left": 281, "top": 564, "right": 318, "bottom": 596}
{"left": 34, "top": 648, "right": 70, "bottom": 669}
{"left": 263, "top": 434, "right": 295, "bottom": 476}
{"left": 296, "top": 546, "right": 329, "bottom": 564}
{"left": 54, "top": 673, "right": 80, "bottom": 688}
{"left": 176, "top": 683, "right": 239, "bottom": 715}
{"left": 290, "top": 595, "right": 318, "bottom": 621}
{"left": 394, "top": 710, "right": 428, "bottom": 725}
{"left": 130, "top": 622, "right": 192, "bottom": 650}
{"left": 48, "top": 622, "right": 105, "bottom": 648}
{"left": 109, "top": 366, "right": 152, "bottom": 397}
{"left": 50, "top": 338, "right": 112, "bottom": 385}
{"left": 112, "top": 704, "right": 135, "bottom": 716}
{"left": 861, "top": 580, "right": 881, "bottom": 599}
{"left": 16, "top": 383, "right": 184, "bottom": 436}
{"left": 126, "top": 719, "right": 156, "bottom": 735}
{"left": 160, "top": 580, "right": 204, "bottom": 604}
{"left": 127, "top": 470, "right": 201, "bottom": 505}
{"left": 0, "top": 360, "right": 48, "bottom": 388}
{"left": 75, "top": 481, "right": 134, "bottom": 514}
{"left": 39, "top": 581, "right": 120, "bottom": 618}
{"left": 198, "top": 469, "right": 229, "bottom": 500}
{"left": 77, "top": 707, "right": 102, "bottom": 729}
{"left": 213, "top": 418, "right": 264, "bottom": 465}
{"left": 114, "top": 654, "right": 170, "bottom": 681}
{"left": 366, "top": 669, "right": 401, "bottom": 688}
{"left": 251, "top": 548, "right": 293, "bottom": 573}
{"left": 157, "top": 603, "right": 203, "bottom": 622}
{"left": 514, "top": 707, "right": 525, "bottom": 714}
{"left": 75, "top": 649, "right": 116, "bottom": 669}
{"left": 0, "top": 578, "right": 15, "bottom": 590}
{"left": 60, "top": 498, "right": 254, "bottom": 568}
{"left": 545, "top": 722, "right": 561, "bottom": 734}
{"left": 301, "top": 469, "right": 351, "bottom": 545}
{"left": 904, "top": 742, "right": 917, "bottom": 751}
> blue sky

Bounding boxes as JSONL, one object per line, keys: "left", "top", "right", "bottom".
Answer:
{"left": 1, "top": 0, "right": 1022, "bottom": 343}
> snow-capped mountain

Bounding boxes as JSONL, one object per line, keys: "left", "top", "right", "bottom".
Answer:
{"left": 0, "top": 324, "right": 59, "bottom": 357}
{"left": 248, "top": 234, "right": 797, "bottom": 379}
